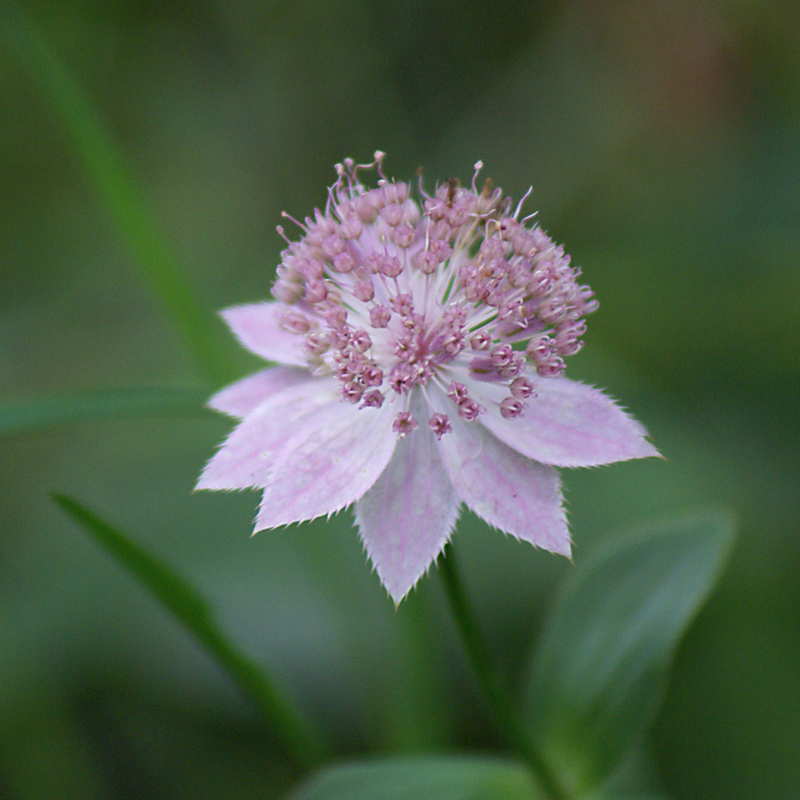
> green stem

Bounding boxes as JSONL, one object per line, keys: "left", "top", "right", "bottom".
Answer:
{"left": 439, "top": 545, "right": 566, "bottom": 800}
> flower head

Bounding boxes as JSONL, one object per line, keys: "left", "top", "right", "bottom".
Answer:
{"left": 198, "top": 153, "right": 659, "bottom": 603}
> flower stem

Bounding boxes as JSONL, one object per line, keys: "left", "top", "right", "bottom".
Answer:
{"left": 438, "top": 544, "right": 566, "bottom": 800}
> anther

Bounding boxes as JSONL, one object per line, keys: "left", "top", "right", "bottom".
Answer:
{"left": 392, "top": 411, "right": 418, "bottom": 437}
{"left": 510, "top": 376, "right": 534, "bottom": 399}
{"left": 343, "top": 382, "right": 364, "bottom": 404}
{"left": 360, "top": 389, "right": 385, "bottom": 408}
{"left": 369, "top": 305, "right": 391, "bottom": 328}
{"left": 350, "top": 329, "right": 372, "bottom": 353}
{"left": 353, "top": 279, "right": 375, "bottom": 302}
{"left": 429, "top": 413, "right": 452, "bottom": 440}
{"left": 499, "top": 397, "right": 524, "bottom": 419}
{"left": 470, "top": 331, "right": 492, "bottom": 350}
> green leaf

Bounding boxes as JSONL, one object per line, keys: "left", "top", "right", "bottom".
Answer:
{"left": 0, "top": 3, "right": 234, "bottom": 386}
{"left": 51, "top": 494, "right": 327, "bottom": 772}
{"left": 290, "top": 757, "right": 545, "bottom": 800}
{"left": 587, "top": 794, "right": 672, "bottom": 800}
{"left": 523, "top": 511, "right": 736, "bottom": 797}
{"left": 0, "top": 387, "right": 209, "bottom": 436}
{"left": 608, "top": 796, "right": 672, "bottom": 800}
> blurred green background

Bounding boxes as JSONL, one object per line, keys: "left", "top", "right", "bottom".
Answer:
{"left": 1, "top": 1, "right": 799, "bottom": 798}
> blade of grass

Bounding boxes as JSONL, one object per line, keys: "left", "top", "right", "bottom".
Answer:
{"left": 0, "top": 387, "right": 210, "bottom": 436}
{"left": 51, "top": 493, "right": 328, "bottom": 773}
{"left": 0, "top": 2, "right": 234, "bottom": 386}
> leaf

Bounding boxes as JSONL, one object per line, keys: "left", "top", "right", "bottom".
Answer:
{"left": 586, "top": 794, "right": 672, "bottom": 800}
{"left": 522, "top": 512, "right": 736, "bottom": 797}
{"left": 0, "top": 3, "right": 234, "bottom": 385}
{"left": 0, "top": 387, "right": 209, "bottom": 436}
{"left": 51, "top": 494, "right": 326, "bottom": 771}
{"left": 607, "top": 795, "right": 672, "bottom": 800}
{"left": 290, "top": 757, "right": 545, "bottom": 800}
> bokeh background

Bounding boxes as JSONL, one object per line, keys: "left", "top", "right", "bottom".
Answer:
{"left": 2, "top": 1, "right": 799, "bottom": 798}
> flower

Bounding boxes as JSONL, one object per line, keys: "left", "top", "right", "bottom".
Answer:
{"left": 197, "top": 153, "right": 659, "bottom": 603}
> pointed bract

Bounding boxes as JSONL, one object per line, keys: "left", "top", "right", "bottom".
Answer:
{"left": 222, "top": 303, "right": 308, "bottom": 366}
{"left": 474, "top": 378, "right": 660, "bottom": 468}
{"left": 438, "top": 400, "right": 570, "bottom": 556}
{"left": 197, "top": 377, "right": 339, "bottom": 490}
{"left": 208, "top": 366, "right": 311, "bottom": 418}
{"left": 355, "top": 398, "right": 461, "bottom": 603}
{"left": 256, "top": 399, "right": 396, "bottom": 530}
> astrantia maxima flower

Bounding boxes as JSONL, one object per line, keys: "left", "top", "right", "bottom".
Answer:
{"left": 198, "top": 153, "right": 659, "bottom": 603}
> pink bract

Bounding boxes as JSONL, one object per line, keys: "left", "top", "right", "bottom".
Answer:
{"left": 198, "top": 153, "right": 659, "bottom": 603}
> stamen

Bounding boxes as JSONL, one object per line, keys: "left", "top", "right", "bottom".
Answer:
{"left": 369, "top": 305, "right": 391, "bottom": 328}
{"left": 353, "top": 279, "right": 375, "bottom": 302}
{"left": 512, "top": 186, "right": 533, "bottom": 219}
{"left": 390, "top": 364, "right": 415, "bottom": 394}
{"left": 304, "top": 279, "right": 328, "bottom": 304}
{"left": 280, "top": 210, "right": 307, "bottom": 232}
{"left": 470, "top": 160, "right": 484, "bottom": 192}
{"left": 428, "top": 413, "right": 452, "bottom": 439}
{"left": 457, "top": 398, "right": 483, "bottom": 421}
{"left": 374, "top": 151, "right": 387, "bottom": 180}
{"left": 510, "top": 376, "right": 534, "bottom": 399}
{"left": 360, "top": 389, "right": 385, "bottom": 408}
{"left": 350, "top": 329, "right": 372, "bottom": 353}
{"left": 343, "top": 381, "right": 364, "bottom": 404}
{"left": 268, "top": 154, "right": 595, "bottom": 428}
{"left": 392, "top": 411, "right": 418, "bottom": 437}
{"left": 500, "top": 397, "right": 524, "bottom": 419}
{"left": 470, "top": 331, "right": 492, "bottom": 350}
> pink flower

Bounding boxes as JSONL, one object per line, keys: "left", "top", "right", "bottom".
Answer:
{"left": 198, "top": 153, "right": 659, "bottom": 603}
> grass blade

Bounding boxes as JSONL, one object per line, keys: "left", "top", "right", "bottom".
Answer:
{"left": 52, "top": 493, "right": 328, "bottom": 772}
{"left": 0, "top": 387, "right": 209, "bottom": 436}
{"left": 0, "top": 2, "right": 234, "bottom": 385}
